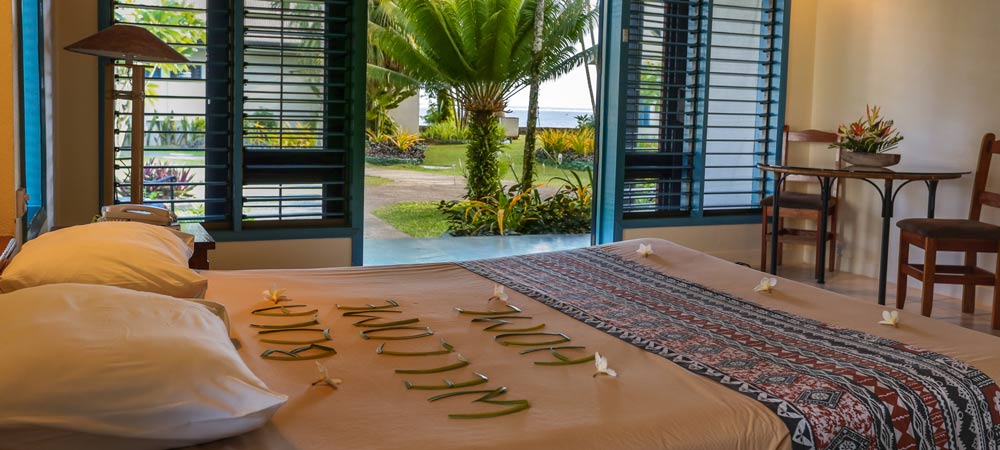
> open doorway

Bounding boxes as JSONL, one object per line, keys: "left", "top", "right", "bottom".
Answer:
{"left": 363, "top": 0, "right": 599, "bottom": 265}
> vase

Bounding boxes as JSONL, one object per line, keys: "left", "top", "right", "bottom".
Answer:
{"left": 842, "top": 152, "right": 901, "bottom": 167}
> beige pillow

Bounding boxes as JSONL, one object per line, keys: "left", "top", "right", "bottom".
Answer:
{"left": 0, "top": 283, "right": 287, "bottom": 450}
{"left": 0, "top": 221, "right": 208, "bottom": 298}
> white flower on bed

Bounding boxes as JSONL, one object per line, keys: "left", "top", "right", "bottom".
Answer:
{"left": 262, "top": 285, "right": 289, "bottom": 304}
{"left": 878, "top": 310, "right": 900, "bottom": 328}
{"left": 753, "top": 277, "right": 778, "bottom": 293}
{"left": 636, "top": 243, "right": 654, "bottom": 258}
{"left": 593, "top": 352, "right": 617, "bottom": 378}
{"left": 312, "top": 361, "right": 342, "bottom": 389}
{"left": 489, "top": 284, "right": 509, "bottom": 302}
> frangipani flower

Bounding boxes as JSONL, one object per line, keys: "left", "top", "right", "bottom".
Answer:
{"left": 311, "top": 361, "right": 342, "bottom": 389}
{"left": 593, "top": 352, "right": 617, "bottom": 378}
{"left": 636, "top": 243, "right": 654, "bottom": 258}
{"left": 753, "top": 277, "right": 778, "bottom": 293}
{"left": 879, "top": 310, "right": 900, "bottom": 328}
{"left": 262, "top": 285, "right": 289, "bottom": 304}
{"left": 489, "top": 284, "right": 509, "bottom": 302}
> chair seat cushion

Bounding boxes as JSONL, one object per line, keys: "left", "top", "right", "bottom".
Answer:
{"left": 897, "top": 218, "right": 1000, "bottom": 240}
{"left": 760, "top": 192, "right": 838, "bottom": 210}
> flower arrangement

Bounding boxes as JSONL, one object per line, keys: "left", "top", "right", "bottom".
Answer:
{"left": 830, "top": 105, "right": 904, "bottom": 153}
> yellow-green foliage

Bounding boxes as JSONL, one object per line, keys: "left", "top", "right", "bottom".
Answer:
{"left": 538, "top": 128, "right": 594, "bottom": 156}
{"left": 390, "top": 130, "right": 423, "bottom": 152}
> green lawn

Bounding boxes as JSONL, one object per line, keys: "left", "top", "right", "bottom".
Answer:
{"left": 372, "top": 201, "right": 450, "bottom": 238}
{"left": 369, "top": 140, "right": 590, "bottom": 186}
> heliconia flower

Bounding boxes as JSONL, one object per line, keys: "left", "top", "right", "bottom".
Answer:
{"left": 593, "top": 352, "right": 617, "bottom": 378}
{"left": 878, "top": 310, "right": 900, "bottom": 327}
{"left": 489, "top": 283, "right": 509, "bottom": 302}
{"left": 262, "top": 285, "right": 289, "bottom": 304}
{"left": 636, "top": 243, "right": 654, "bottom": 258}
{"left": 311, "top": 361, "right": 343, "bottom": 389}
{"left": 753, "top": 277, "right": 778, "bottom": 293}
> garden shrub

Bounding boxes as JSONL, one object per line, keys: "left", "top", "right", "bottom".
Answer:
{"left": 536, "top": 128, "right": 594, "bottom": 169}
{"left": 421, "top": 120, "right": 468, "bottom": 143}
{"left": 366, "top": 127, "right": 427, "bottom": 164}
{"left": 439, "top": 170, "right": 592, "bottom": 236}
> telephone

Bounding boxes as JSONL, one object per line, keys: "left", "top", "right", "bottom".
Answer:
{"left": 100, "top": 204, "right": 177, "bottom": 227}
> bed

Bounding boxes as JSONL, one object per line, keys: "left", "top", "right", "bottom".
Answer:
{"left": 184, "top": 238, "right": 1000, "bottom": 450}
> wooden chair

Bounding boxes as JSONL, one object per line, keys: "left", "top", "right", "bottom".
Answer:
{"left": 760, "top": 128, "right": 842, "bottom": 276}
{"left": 897, "top": 133, "right": 1000, "bottom": 329}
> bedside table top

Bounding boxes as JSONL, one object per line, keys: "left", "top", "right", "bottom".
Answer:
{"left": 180, "top": 223, "right": 216, "bottom": 249}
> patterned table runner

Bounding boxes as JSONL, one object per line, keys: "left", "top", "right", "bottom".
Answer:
{"left": 460, "top": 247, "right": 1000, "bottom": 450}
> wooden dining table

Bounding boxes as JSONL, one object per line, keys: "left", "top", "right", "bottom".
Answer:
{"left": 757, "top": 162, "right": 969, "bottom": 306}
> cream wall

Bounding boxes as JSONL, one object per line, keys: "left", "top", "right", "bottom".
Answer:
{"left": 212, "top": 238, "right": 352, "bottom": 270}
{"left": 624, "top": 225, "right": 760, "bottom": 263}
{"left": 0, "top": 0, "right": 13, "bottom": 236}
{"left": 0, "top": 0, "right": 15, "bottom": 237}
{"left": 810, "top": 0, "right": 1000, "bottom": 298}
{"left": 50, "top": 0, "right": 99, "bottom": 229}
{"left": 623, "top": 0, "right": 818, "bottom": 264}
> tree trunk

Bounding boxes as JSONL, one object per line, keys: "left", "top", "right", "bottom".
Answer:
{"left": 520, "top": 0, "right": 545, "bottom": 191}
{"left": 465, "top": 109, "right": 502, "bottom": 200}
{"left": 436, "top": 88, "right": 456, "bottom": 124}
{"left": 582, "top": 2, "right": 596, "bottom": 113}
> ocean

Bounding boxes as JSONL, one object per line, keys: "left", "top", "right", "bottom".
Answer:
{"left": 419, "top": 107, "right": 593, "bottom": 129}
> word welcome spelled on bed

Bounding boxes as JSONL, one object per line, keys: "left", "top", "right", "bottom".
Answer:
{"left": 0, "top": 221, "right": 998, "bottom": 450}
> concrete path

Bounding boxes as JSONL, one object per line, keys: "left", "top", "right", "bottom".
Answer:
{"left": 363, "top": 167, "right": 561, "bottom": 239}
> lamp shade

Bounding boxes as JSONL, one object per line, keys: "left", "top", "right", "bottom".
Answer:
{"left": 64, "top": 24, "right": 189, "bottom": 63}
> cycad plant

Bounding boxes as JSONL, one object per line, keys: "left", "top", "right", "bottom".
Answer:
{"left": 371, "top": 0, "right": 593, "bottom": 200}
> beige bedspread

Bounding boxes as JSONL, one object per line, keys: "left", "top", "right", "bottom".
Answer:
{"left": 191, "top": 239, "right": 1000, "bottom": 450}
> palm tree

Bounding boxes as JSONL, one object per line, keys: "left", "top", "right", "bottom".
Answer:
{"left": 367, "top": 0, "right": 419, "bottom": 134}
{"left": 371, "top": 0, "right": 593, "bottom": 200}
{"left": 520, "top": 0, "right": 545, "bottom": 192}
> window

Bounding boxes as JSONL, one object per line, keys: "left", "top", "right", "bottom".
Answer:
{"left": 105, "top": 0, "right": 363, "bottom": 234}
{"left": 18, "top": 0, "right": 47, "bottom": 238}
{"left": 618, "top": 0, "right": 787, "bottom": 221}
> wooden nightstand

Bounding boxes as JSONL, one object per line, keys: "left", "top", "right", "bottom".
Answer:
{"left": 180, "top": 223, "right": 216, "bottom": 270}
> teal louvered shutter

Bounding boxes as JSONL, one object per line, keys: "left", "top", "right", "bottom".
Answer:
{"left": 237, "top": 0, "right": 356, "bottom": 227}
{"left": 603, "top": 0, "right": 788, "bottom": 226}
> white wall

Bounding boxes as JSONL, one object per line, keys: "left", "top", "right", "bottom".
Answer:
{"left": 810, "top": 0, "right": 1000, "bottom": 298}
{"left": 388, "top": 95, "right": 420, "bottom": 134}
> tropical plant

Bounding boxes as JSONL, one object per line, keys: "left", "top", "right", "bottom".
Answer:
{"left": 371, "top": 0, "right": 595, "bottom": 200}
{"left": 575, "top": 114, "right": 594, "bottom": 130}
{"left": 524, "top": 170, "right": 592, "bottom": 234}
{"left": 421, "top": 120, "right": 468, "bottom": 143}
{"left": 440, "top": 184, "right": 543, "bottom": 236}
{"left": 367, "top": 0, "right": 419, "bottom": 135}
{"left": 390, "top": 129, "right": 422, "bottom": 152}
{"left": 422, "top": 88, "right": 458, "bottom": 125}
{"left": 830, "top": 105, "right": 904, "bottom": 153}
{"left": 439, "top": 170, "right": 593, "bottom": 236}
{"left": 538, "top": 128, "right": 593, "bottom": 156}
{"left": 114, "top": 0, "right": 205, "bottom": 77}
{"left": 115, "top": 158, "right": 198, "bottom": 201}
{"left": 145, "top": 116, "right": 207, "bottom": 148}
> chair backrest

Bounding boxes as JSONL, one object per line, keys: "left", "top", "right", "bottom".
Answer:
{"left": 969, "top": 133, "right": 1000, "bottom": 221}
{"left": 781, "top": 126, "right": 840, "bottom": 187}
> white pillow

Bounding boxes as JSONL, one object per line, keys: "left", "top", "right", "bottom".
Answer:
{"left": 0, "top": 221, "right": 208, "bottom": 298}
{"left": 0, "top": 284, "right": 287, "bottom": 450}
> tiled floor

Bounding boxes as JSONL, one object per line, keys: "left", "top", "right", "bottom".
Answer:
{"left": 363, "top": 234, "right": 591, "bottom": 266}
{"left": 779, "top": 264, "right": 1000, "bottom": 337}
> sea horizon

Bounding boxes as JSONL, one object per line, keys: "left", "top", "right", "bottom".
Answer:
{"left": 418, "top": 107, "right": 593, "bottom": 129}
